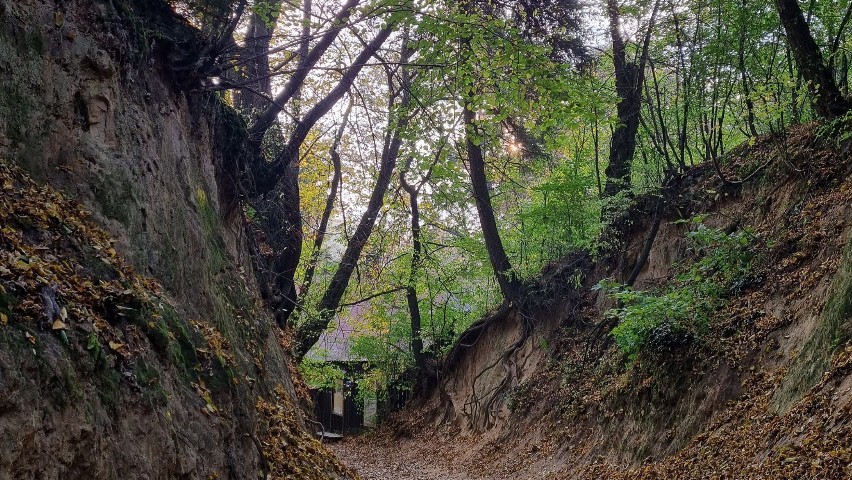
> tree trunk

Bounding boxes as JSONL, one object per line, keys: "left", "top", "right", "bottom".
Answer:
{"left": 294, "top": 100, "right": 353, "bottom": 316}
{"left": 236, "top": 1, "right": 283, "bottom": 116}
{"left": 738, "top": 0, "right": 759, "bottom": 137}
{"left": 271, "top": 162, "right": 302, "bottom": 327}
{"left": 774, "top": 0, "right": 850, "bottom": 118}
{"left": 400, "top": 173, "right": 426, "bottom": 379}
{"left": 462, "top": 102, "right": 522, "bottom": 301}
{"left": 294, "top": 49, "right": 413, "bottom": 359}
{"left": 602, "top": 0, "right": 659, "bottom": 210}
{"left": 248, "top": 0, "right": 361, "bottom": 140}
{"left": 294, "top": 124, "right": 406, "bottom": 359}
{"left": 245, "top": 24, "right": 395, "bottom": 331}
{"left": 248, "top": 24, "right": 395, "bottom": 196}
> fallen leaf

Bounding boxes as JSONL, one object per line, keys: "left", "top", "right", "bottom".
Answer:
{"left": 52, "top": 319, "right": 68, "bottom": 330}
{"left": 25, "top": 332, "right": 36, "bottom": 344}
{"left": 0, "top": 312, "right": 7, "bottom": 325}
{"left": 108, "top": 341, "right": 125, "bottom": 351}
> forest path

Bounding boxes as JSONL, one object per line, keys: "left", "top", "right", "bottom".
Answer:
{"left": 329, "top": 437, "right": 483, "bottom": 480}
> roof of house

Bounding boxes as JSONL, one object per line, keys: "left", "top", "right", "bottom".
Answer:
{"left": 305, "top": 304, "right": 369, "bottom": 363}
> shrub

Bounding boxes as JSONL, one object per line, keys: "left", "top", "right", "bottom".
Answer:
{"left": 597, "top": 220, "right": 755, "bottom": 361}
{"left": 299, "top": 356, "right": 344, "bottom": 390}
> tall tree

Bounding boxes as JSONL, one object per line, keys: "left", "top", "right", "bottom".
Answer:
{"left": 602, "top": 0, "right": 659, "bottom": 209}
{"left": 295, "top": 41, "right": 414, "bottom": 359}
{"left": 400, "top": 139, "right": 444, "bottom": 391}
{"left": 774, "top": 0, "right": 850, "bottom": 118}
{"left": 248, "top": 22, "right": 397, "bottom": 329}
{"left": 462, "top": 101, "right": 523, "bottom": 301}
{"left": 294, "top": 99, "right": 354, "bottom": 317}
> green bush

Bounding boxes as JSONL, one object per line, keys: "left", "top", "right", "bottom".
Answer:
{"left": 597, "top": 220, "right": 755, "bottom": 361}
{"left": 299, "top": 356, "right": 345, "bottom": 390}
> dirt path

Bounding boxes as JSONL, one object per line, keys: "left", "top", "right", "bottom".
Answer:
{"left": 328, "top": 438, "right": 479, "bottom": 480}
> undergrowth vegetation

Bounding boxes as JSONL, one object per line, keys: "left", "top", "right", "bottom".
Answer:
{"left": 597, "top": 218, "right": 757, "bottom": 361}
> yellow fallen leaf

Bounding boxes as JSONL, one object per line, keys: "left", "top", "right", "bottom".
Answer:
{"left": 108, "top": 341, "right": 125, "bottom": 351}
{"left": 52, "top": 319, "right": 68, "bottom": 330}
{"left": 0, "top": 312, "right": 8, "bottom": 325}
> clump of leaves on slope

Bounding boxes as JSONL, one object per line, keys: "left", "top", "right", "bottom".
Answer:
{"left": 597, "top": 217, "right": 757, "bottom": 361}
{"left": 0, "top": 160, "right": 159, "bottom": 353}
{"left": 0, "top": 159, "right": 229, "bottom": 410}
{"left": 256, "top": 386, "right": 357, "bottom": 480}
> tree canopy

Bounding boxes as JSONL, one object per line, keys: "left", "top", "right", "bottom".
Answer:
{"left": 168, "top": 0, "right": 851, "bottom": 400}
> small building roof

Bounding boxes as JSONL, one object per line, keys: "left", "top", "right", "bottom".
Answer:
{"left": 306, "top": 304, "right": 369, "bottom": 363}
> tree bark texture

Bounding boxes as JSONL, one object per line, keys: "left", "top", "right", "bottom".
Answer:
{"left": 602, "top": 0, "right": 658, "bottom": 203}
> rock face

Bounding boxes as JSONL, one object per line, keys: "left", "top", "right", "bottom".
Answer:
{"left": 0, "top": 1, "right": 343, "bottom": 478}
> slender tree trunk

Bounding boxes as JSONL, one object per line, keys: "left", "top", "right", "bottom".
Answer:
{"left": 738, "top": 0, "right": 759, "bottom": 137}
{"left": 602, "top": 0, "right": 659, "bottom": 209}
{"left": 462, "top": 102, "right": 522, "bottom": 301}
{"left": 295, "top": 122, "right": 407, "bottom": 359}
{"left": 249, "top": 24, "right": 395, "bottom": 196}
{"left": 294, "top": 100, "right": 353, "bottom": 316}
{"left": 294, "top": 47, "right": 413, "bottom": 359}
{"left": 248, "top": 0, "right": 361, "bottom": 140}
{"left": 829, "top": 2, "right": 852, "bottom": 74}
{"left": 774, "top": 0, "right": 850, "bottom": 118}
{"left": 592, "top": 111, "right": 602, "bottom": 195}
{"left": 400, "top": 173, "right": 426, "bottom": 377}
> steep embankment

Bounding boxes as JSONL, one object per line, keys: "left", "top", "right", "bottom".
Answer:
{"left": 0, "top": 1, "right": 351, "bottom": 478}
{"left": 363, "top": 125, "right": 852, "bottom": 479}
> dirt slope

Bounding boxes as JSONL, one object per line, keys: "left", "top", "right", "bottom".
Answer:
{"left": 365, "top": 124, "right": 852, "bottom": 479}
{"left": 0, "top": 1, "right": 352, "bottom": 478}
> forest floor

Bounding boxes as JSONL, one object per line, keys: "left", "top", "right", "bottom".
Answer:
{"left": 329, "top": 432, "right": 560, "bottom": 480}
{"left": 330, "top": 437, "right": 485, "bottom": 480}
{"left": 329, "top": 438, "right": 460, "bottom": 480}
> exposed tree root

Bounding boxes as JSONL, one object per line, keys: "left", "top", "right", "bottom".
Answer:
{"left": 444, "top": 301, "right": 514, "bottom": 371}
{"left": 464, "top": 313, "right": 533, "bottom": 429}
